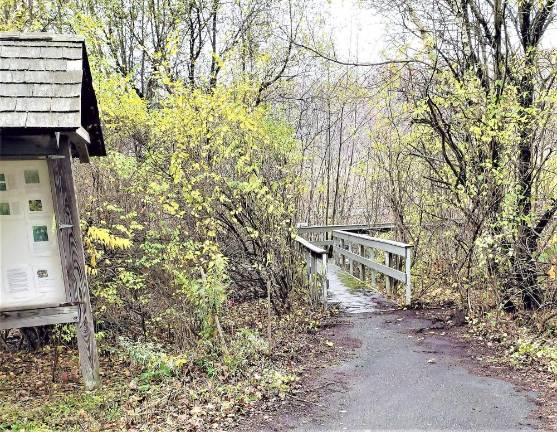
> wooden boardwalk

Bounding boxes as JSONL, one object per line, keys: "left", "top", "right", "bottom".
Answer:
{"left": 326, "top": 264, "right": 382, "bottom": 313}
{"left": 296, "top": 224, "right": 413, "bottom": 307}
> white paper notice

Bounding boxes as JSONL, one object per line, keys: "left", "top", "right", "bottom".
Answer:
{"left": 33, "top": 265, "right": 58, "bottom": 294}
{"left": 6, "top": 266, "right": 32, "bottom": 297}
{"left": 6, "top": 267, "right": 31, "bottom": 295}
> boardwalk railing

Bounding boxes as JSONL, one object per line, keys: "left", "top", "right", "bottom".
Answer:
{"left": 295, "top": 236, "right": 328, "bottom": 306}
{"left": 298, "top": 223, "right": 395, "bottom": 249}
{"left": 332, "top": 230, "right": 414, "bottom": 306}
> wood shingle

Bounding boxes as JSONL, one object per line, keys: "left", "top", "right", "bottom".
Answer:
{"left": 0, "top": 32, "right": 105, "bottom": 156}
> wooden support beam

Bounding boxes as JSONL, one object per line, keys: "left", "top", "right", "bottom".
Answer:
{"left": 321, "top": 253, "right": 328, "bottom": 307}
{"left": 49, "top": 137, "right": 100, "bottom": 390}
{"left": 385, "top": 252, "right": 392, "bottom": 295}
{"left": 69, "top": 128, "right": 91, "bottom": 163}
{"left": 349, "top": 242, "right": 354, "bottom": 275}
{"left": 405, "top": 248, "right": 413, "bottom": 306}
{"left": 311, "top": 254, "right": 317, "bottom": 302}
{"left": 0, "top": 305, "right": 78, "bottom": 330}
{"left": 0, "top": 134, "right": 58, "bottom": 156}
{"left": 340, "top": 238, "right": 346, "bottom": 269}
{"left": 359, "top": 244, "right": 366, "bottom": 281}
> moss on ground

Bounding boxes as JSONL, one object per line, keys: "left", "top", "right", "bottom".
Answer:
{"left": 337, "top": 269, "right": 374, "bottom": 293}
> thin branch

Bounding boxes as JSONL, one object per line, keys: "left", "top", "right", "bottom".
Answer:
{"left": 291, "top": 40, "right": 430, "bottom": 68}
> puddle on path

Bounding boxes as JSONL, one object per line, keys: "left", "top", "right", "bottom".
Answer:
{"left": 327, "top": 265, "right": 384, "bottom": 313}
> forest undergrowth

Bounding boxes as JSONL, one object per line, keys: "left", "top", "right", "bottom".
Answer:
{"left": 0, "top": 297, "right": 339, "bottom": 432}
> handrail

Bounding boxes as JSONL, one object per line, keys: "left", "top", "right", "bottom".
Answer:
{"left": 332, "top": 230, "right": 414, "bottom": 306}
{"left": 298, "top": 223, "right": 395, "bottom": 235}
{"left": 334, "top": 230, "right": 411, "bottom": 250}
{"left": 333, "top": 230, "right": 411, "bottom": 257}
{"left": 294, "top": 236, "right": 328, "bottom": 307}
{"left": 295, "top": 235, "right": 327, "bottom": 255}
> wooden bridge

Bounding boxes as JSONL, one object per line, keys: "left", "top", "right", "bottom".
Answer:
{"left": 295, "top": 223, "right": 414, "bottom": 307}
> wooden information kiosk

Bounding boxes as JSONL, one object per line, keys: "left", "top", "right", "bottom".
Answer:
{"left": 0, "top": 32, "right": 106, "bottom": 390}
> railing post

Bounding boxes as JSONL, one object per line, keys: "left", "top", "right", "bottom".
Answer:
{"left": 359, "top": 244, "right": 365, "bottom": 281}
{"left": 405, "top": 247, "right": 412, "bottom": 306}
{"left": 384, "top": 251, "right": 392, "bottom": 295}
{"left": 368, "top": 248, "right": 376, "bottom": 290}
{"left": 349, "top": 242, "right": 354, "bottom": 275}
{"left": 311, "top": 253, "right": 317, "bottom": 303}
{"left": 340, "top": 238, "right": 345, "bottom": 269}
{"left": 321, "top": 252, "right": 328, "bottom": 307}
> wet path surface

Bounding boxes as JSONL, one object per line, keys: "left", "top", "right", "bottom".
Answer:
{"left": 271, "top": 265, "right": 538, "bottom": 431}
{"left": 326, "top": 264, "right": 382, "bottom": 313}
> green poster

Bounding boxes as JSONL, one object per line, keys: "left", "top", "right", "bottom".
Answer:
{"left": 32, "top": 225, "right": 49, "bottom": 242}
{"left": 24, "top": 170, "right": 40, "bottom": 184}
{"left": 28, "top": 200, "right": 43, "bottom": 212}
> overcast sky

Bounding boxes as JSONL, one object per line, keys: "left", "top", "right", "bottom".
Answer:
{"left": 322, "top": 0, "right": 557, "bottom": 60}
{"left": 321, "top": 0, "right": 388, "bottom": 62}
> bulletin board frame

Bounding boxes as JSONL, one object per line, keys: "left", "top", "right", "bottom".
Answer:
{"left": 0, "top": 135, "right": 99, "bottom": 390}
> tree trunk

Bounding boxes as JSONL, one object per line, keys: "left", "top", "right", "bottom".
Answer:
{"left": 512, "top": 41, "right": 541, "bottom": 310}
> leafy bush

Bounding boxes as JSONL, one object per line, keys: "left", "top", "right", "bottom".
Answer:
{"left": 73, "top": 76, "right": 303, "bottom": 348}
{"left": 118, "top": 337, "right": 188, "bottom": 386}
{"left": 225, "top": 329, "right": 269, "bottom": 375}
{"left": 510, "top": 338, "right": 557, "bottom": 374}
